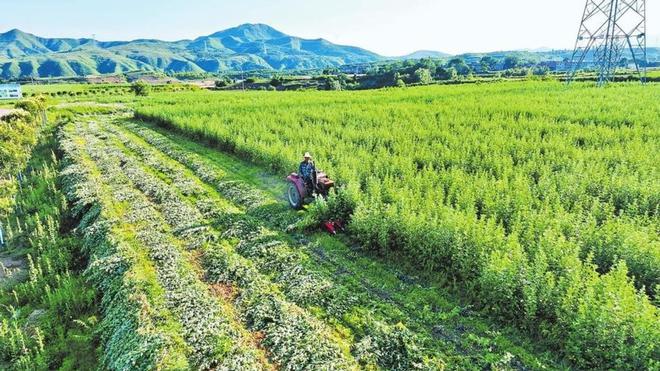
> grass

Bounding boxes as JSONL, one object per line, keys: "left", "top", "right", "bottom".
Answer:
{"left": 0, "top": 108, "right": 101, "bottom": 370}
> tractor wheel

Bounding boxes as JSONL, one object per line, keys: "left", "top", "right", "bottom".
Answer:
{"left": 287, "top": 183, "right": 303, "bottom": 209}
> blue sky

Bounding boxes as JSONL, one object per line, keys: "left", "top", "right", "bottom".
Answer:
{"left": 2, "top": 0, "right": 658, "bottom": 55}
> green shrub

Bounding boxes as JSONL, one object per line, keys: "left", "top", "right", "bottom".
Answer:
{"left": 130, "top": 81, "right": 151, "bottom": 96}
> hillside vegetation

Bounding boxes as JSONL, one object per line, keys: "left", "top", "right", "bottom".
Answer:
{"left": 0, "top": 24, "right": 379, "bottom": 80}
{"left": 135, "top": 81, "right": 660, "bottom": 369}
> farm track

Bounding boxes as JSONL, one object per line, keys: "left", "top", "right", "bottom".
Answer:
{"left": 60, "top": 113, "right": 562, "bottom": 370}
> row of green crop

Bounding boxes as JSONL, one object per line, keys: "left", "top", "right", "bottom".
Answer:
{"left": 0, "top": 96, "right": 46, "bottom": 220}
{"left": 83, "top": 122, "right": 268, "bottom": 369}
{"left": 58, "top": 123, "right": 191, "bottom": 369}
{"left": 60, "top": 119, "right": 279, "bottom": 370}
{"left": 0, "top": 111, "right": 99, "bottom": 370}
{"left": 134, "top": 81, "right": 659, "bottom": 369}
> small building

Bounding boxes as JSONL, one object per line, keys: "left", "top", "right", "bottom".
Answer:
{"left": 0, "top": 84, "right": 22, "bottom": 100}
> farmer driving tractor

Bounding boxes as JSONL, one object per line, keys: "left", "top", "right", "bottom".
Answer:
{"left": 299, "top": 152, "right": 316, "bottom": 194}
{"left": 287, "top": 152, "right": 334, "bottom": 209}
{"left": 288, "top": 152, "right": 342, "bottom": 234}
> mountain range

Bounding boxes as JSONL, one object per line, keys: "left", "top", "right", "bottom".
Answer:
{"left": 0, "top": 24, "right": 382, "bottom": 80}
{"left": 2, "top": 24, "right": 658, "bottom": 81}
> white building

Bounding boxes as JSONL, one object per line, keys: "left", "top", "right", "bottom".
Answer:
{"left": 0, "top": 84, "right": 22, "bottom": 100}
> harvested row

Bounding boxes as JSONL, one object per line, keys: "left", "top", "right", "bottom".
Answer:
{"left": 86, "top": 120, "right": 358, "bottom": 370}
{"left": 59, "top": 124, "right": 190, "bottom": 370}
{"left": 102, "top": 120, "right": 447, "bottom": 369}
{"left": 60, "top": 119, "right": 266, "bottom": 370}
{"left": 109, "top": 119, "right": 557, "bottom": 369}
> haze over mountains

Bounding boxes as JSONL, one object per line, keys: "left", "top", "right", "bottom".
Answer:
{"left": 0, "top": 23, "right": 382, "bottom": 80}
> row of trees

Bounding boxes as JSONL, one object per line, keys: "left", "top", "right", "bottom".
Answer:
{"left": 358, "top": 56, "right": 552, "bottom": 89}
{"left": 209, "top": 55, "right": 553, "bottom": 91}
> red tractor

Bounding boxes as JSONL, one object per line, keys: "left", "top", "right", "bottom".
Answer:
{"left": 286, "top": 170, "right": 334, "bottom": 209}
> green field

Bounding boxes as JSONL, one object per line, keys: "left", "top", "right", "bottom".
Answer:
{"left": 135, "top": 81, "right": 659, "bottom": 368}
{"left": 1, "top": 80, "right": 658, "bottom": 370}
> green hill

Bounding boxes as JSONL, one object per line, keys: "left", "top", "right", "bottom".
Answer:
{"left": 0, "top": 24, "right": 381, "bottom": 80}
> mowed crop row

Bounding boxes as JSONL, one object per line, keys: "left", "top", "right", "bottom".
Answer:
{"left": 60, "top": 120, "right": 271, "bottom": 370}
{"left": 135, "top": 81, "right": 660, "bottom": 369}
{"left": 57, "top": 112, "right": 575, "bottom": 370}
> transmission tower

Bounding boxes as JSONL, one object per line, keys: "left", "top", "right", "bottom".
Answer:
{"left": 567, "top": 0, "right": 647, "bottom": 85}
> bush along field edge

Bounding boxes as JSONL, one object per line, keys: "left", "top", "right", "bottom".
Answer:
{"left": 0, "top": 101, "right": 101, "bottom": 370}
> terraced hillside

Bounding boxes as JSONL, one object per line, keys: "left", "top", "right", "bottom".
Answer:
{"left": 54, "top": 112, "right": 571, "bottom": 370}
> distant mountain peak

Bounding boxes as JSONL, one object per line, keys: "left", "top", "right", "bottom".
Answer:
{"left": 208, "top": 23, "right": 287, "bottom": 41}
{"left": 235, "top": 23, "right": 279, "bottom": 31}
{"left": 400, "top": 50, "right": 451, "bottom": 59}
{"left": 0, "top": 28, "right": 31, "bottom": 40}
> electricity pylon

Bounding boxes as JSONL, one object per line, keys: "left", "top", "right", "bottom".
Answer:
{"left": 567, "top": 0, "right": 646, "bottom": 85}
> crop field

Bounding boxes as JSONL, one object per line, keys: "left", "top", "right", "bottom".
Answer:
{"left": 135, "top": 81, "right": 659, "bottom": 369}
{"left": 1, "top": 80, "right": 658, "bottom": 370}
{"left": 51, "top": 113, "right": 560, "bottom": 370}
